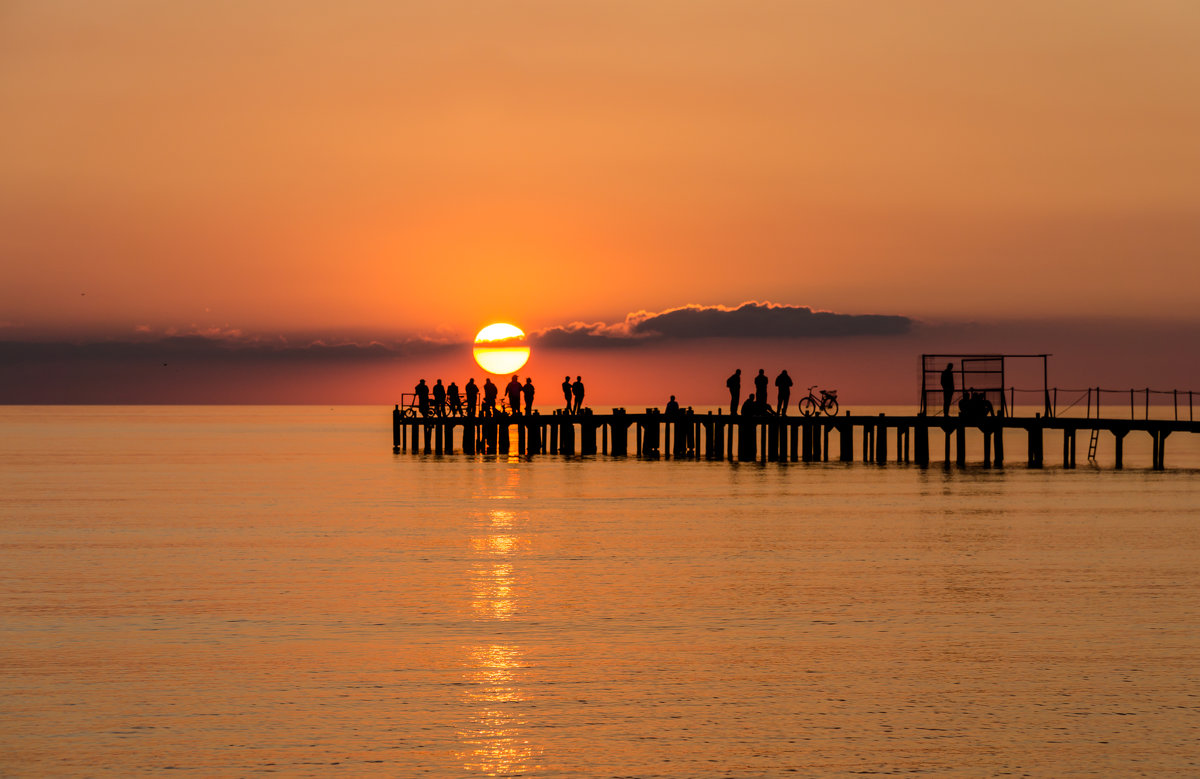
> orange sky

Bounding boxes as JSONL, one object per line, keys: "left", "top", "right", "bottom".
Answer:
{"left": 1, "top": 2, "right": 1198, "bottom": 400}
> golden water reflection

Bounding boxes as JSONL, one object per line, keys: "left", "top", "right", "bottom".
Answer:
{"left": 457, "top": 506, "right": 543, "bottom": 774}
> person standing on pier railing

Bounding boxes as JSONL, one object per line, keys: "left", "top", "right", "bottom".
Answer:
{"left": 571, "top": 376, "right": 585, "bottom": 414}
{"left": 727, "top": 369, "right": 741, "bottom": 414}
{"left": 506, "top": 375, "right": 523, "bottom": 415}
{"left": 754, "top": 369, "right": 768, "bottom": 410}
{"left": 941, "top": 362, "right": 955, "bottom": 416}
{"left": 562, "top": 376, "right": 573, "bottom": 412}
{"left": 775, "top": 369, "right": 793, "bottom": 415}
{"left": 465, "top": 378, "right": 479, "bottom": 417}
{"left": 447, "top": 381, "right": 462, "bottom": 416}
{"left": 522, "top": 377, "right": 535, "bottom": 416}
{"left": 415, "top": 379, "right": 430, "bottom": 416}
{"left": 432, "top": 379, "right": 446, "bottom": 417}
{"left": 482, "top": 378, "right": 497, "bottom": 416}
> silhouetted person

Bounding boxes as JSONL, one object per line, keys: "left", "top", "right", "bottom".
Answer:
{"left": 741, "top": 393, "right": 757, "bottom": 416}
{"left": 754, "top": 369, "right": 768, "bottom": 409}
{"left": 506, "top": 375, "right": 522, "bottom": 415}
{"left": 727, "top": 369, "right": 741, "bottom": 414}
{"left": 415, "top": 379, "right": 430, "bottom": 416}
{"left": 665, "top": 395, "right": 680, "bottom": 416}
{"left": 482, "top": 378, "right": 497, "bottom": 416}
{"left": 562, "top": 376, "right": 573, "bottom": 411}
{"left": 465, "top": 378, "right": 479, "bottom": 417}
{"left": 522, "top": 377, "right": 535, "bottom": 415}
{"left": 775, "top": 369, "right": 793, "bottom": 415}
{"left": 447, "top": 381, "right": 462, "bottom": 416}
{"left": 432, "top": 379, "right": 446, "bottom": 417}
{"left": 571, "top": 376, "right": 585, "bottom": 414}
{"left": 941, "top": 362, "right": 955, "bottom": 416}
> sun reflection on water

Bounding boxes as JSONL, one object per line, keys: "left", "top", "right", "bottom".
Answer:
{"left": 456, "top": 504, "right": 543, "bottom": 774}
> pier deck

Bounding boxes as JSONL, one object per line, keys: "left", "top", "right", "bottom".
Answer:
{"left": 392, "top": 408, "right": 1199, "bottom": 470}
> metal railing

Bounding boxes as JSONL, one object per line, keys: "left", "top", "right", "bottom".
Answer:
{"left": 1005, "top": 387, "right": 1195, "bottom": 422}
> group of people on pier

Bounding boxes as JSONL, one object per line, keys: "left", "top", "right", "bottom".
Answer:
{"left": 411, "top": 375, "right": 586, "bottom": 417}
{"left": 725, "top": 368, "right": 796, "bottom": 416}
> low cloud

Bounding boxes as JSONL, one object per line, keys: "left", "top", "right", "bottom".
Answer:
{"left": 0, "top": 334, "right": 455, "bottom": 365}
{"left": 533, "top": 301, "right": 911, "bottom": 348}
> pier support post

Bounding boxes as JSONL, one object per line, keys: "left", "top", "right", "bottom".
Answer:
{"left": 822, "top": 424, "right": 830, "bottom": 462}
{"left": 915, "top": 421, "right": 929, "bottom": 467}
{"left": 789, "top": 423, "right": 799, "bottom": 462}
{"left": 982, "top": 426, "right": 991, "bottom": 467}
{"left": 875, "top": 415, "right": 887, "bottom": 464}
{"left": 581, "top": 417, "right": 597, "bottom": 456}
{"left": 738, "top": 418, "right": 756, "bottom": 462}
{"left": 1152, "top": 429, "right": 1170, "bottom": 470}
{"left": 392, "top": 406, "right": 401, "bottom": 452}
{"left": 767, "top": 421, "right": 779, "bottom": 462}
{"left": 1027, "top": 417, "right": 1043, "bottom": 467}
{"left": 1113, "top": 429, "right": 1126, "bottom": 469}
{"left": 1062, "top": 428, "right": 1075, "bottom": 468}
{"left": 561, "top": 420, "right": 576, "bottom": 456}
{"left": 463, "top": 420, "right": 476, "bottom": 455}
{"left": 993, "top": 426, "right": 1003, "bottom": 467}
{"left": 603, "top": 421, "right": 609, "bottom": 455}
{"left": 550, "top": 415, "right": 559, "bottom": 453}
{"left": 839, "top": 424, "right": 853, "bottom": 462}
{"left": 517, "top": 422, "right": 525, "bottom": 455}
{"left": 643, "top": 413, "right": 660, "bottom": 458}
{"left": 862, "top": 423, "right": 874, "bottom": 463}
{"left": 955, "top": 424, "right": 966, "bottom": 467}
{"left": 444, "top": 421, "right": 454, "bottom": 455}
{"left": 423, "top": 422, "right": 432, "bottom": 455}
{"left": 498, "top": 420, "right": 510, "bottom": 455}
{"left": 611, "top": 410, "right": 629, "bottom": 457}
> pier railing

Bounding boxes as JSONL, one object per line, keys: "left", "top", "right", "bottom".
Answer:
{"left": 1003, "top": 387, "right": 1196, "bottom": 422}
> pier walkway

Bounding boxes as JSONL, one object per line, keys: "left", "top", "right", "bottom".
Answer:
{"left": 392, "top": 408, "right": 1199, "bottom": 470}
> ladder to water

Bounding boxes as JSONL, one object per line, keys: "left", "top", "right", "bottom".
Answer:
{"left": 1087, "top": 427, "right": 1099, "bottom": 460}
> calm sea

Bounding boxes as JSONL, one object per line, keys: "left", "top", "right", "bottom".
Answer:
{"left": 2, "top": 406, "right": 1198, "bottom": 777}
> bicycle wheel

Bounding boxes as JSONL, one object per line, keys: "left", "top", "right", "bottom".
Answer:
{"left": 822, "top": 397, "right": 839, "bottom": 416}
{"left": 798, "top": 396, "right": 817, "bottom": 417}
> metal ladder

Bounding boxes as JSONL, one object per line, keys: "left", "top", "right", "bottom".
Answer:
{"left": 1086, "top": 387, "right": 1099, "bottom": 460}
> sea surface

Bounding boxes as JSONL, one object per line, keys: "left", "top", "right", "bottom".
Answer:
{"left": 2, "top": 406, "right": 1198, "bottom": 777}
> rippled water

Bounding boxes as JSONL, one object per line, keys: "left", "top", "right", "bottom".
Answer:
{"left": 2, "top": 406, "right": 1198, "bottom": 776}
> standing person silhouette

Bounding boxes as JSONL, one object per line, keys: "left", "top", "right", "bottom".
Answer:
{"left": 465, "top": 378, "right": 479, "bottom": 417}
{"left": 432, "top": 379, "right": 446, "bottom": 417}
{"left": 941, "top": 363, "right": 956, "bottom": 416}
{"left": 482, "top": 378, "right": 497, "bottom": 416}
{"left": 522, "top": 377, "right": 535, "bottom": 415}
{"left": 506, "top": 375, "right": 523, "bottom": 415}
{"left": 726, "top": 369, "right": 741, "bottom": 415}
{"left": 562, "top": 375, "right": 573, "bottom": 412}
{"left": 774, "top": 369, "right": 793, "bottom": 415}
{"left": 665, "top": 395, "right": 680, "bottom": 416}
{"left": 571, "top": 376, "right": 585, "bottom": 414}
{"left": 754, "top": 369, "right": 768, "bottom": 411}
{"left": 415, "top": 379, "right": 430, "bottom": 417}
{"left": 447, "top": 381, "right": 462, "bottom": 416}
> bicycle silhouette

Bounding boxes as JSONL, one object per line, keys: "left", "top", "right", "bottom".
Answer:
{"left": 798, "top": 385, "right": 839, "bottom": 417}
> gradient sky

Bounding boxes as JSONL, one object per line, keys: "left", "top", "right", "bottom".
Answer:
{"left": 2, "top": 1, "right": 1198, "bottom": 402}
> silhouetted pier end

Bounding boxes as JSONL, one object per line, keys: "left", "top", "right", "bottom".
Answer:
{"left": 392, "top": 406, "right": 1196, "bottom": 469}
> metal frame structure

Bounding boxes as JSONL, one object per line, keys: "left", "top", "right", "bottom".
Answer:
{"left": 920, "top": 354, "right": 1051, "bottom": 418}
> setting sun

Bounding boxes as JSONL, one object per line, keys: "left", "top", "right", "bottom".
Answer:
{"left": 473, "top": 323, "right": 531, "bottom": 375}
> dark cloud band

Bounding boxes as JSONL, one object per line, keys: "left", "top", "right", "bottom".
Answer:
{"left": 533, "top": 302, "right": 911, "bottom": 348}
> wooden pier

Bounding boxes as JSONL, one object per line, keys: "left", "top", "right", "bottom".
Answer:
{"left": 392, "top": 408, "right": 1199, "bottom": 470}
